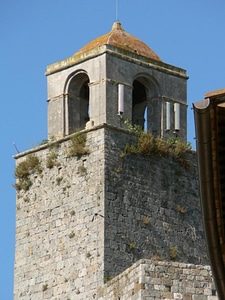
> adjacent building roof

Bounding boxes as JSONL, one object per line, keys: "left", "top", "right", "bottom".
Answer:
{"left": 75, "top": 21, "right": 161, "bottom": 62}
{"left": 193, "top": 88, "right": 225, "bottom": 299}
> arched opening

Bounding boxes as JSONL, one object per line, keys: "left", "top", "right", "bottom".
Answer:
{"left": 132, "top": 79, "right": 147, "bottom": 130}
{"left": 67, "top": 72, "right": 89, "bottom": 134}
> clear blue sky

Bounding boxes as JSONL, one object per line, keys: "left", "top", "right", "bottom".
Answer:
{"left": 1, "top": 1, "right": 225, "bottom": 299}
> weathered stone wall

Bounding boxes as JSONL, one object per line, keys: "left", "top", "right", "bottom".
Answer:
{"left": 103, "top": 127, "right": 209, "bottom": 277}
{"left": 14, "top": 128, "right": 105, "bottom": 299}
{"left": 14, "top": 125, "right": 213, "bottom": 299}
{"left": 98, "top": 259, "right": 218, "bottom": 300}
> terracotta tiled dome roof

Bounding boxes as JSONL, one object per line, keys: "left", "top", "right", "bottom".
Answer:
{"left": 75, "top": 21, "right": 161, "bottom": 61}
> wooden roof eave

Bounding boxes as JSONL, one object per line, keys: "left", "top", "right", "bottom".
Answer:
{"left": 193, "top": 98, "right": 225, "bottom": 299}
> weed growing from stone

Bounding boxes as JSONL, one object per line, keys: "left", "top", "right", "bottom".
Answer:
{"left": 46, "top": 151, "right": 59, "bottom": 168}
{"left": 56, "top": 176, "right": 63, "bottom": 185}
{"left": 121, "top": 131, "right": 191, "bottom": 167}
{"left": 14, "top": 154, "right": 42, "bottom": 191}
{"left": 67, "top": 133, "right": 89, "bottom": 158}
{"left": 104, "top": 274, "right": 114, "bottom": 283}
{"left": 129, "top": 242, "right": 135, "bottom": 250}
{"left": 42, "top": 284, "right": 48, "bottom": 291}
{"left": 177, "top": 205, "right": 186, "bottom": 214}
{"left": 39, "top": 139, "right": 48, "bottom": 145}
{"left": 124, "top": 119, "right": 142, "bottom": 133}
{"left": 15, "top": 155, "right": 41, "bottom": 179}
{"left": 169, "top": 246, "right": 177, "bottom": 260}
{"left": 23, "top": 196, "right": 29, "bottom": 203}
{"left": 70, "top": 210, "right": 75, "bottom": 216}
{"left": 69, "top": 231, "right": 75, "bottom": 238}
{"left": 114, "top": 166, "right": 122, "bottom": 173}
{"left": 143, "top": 216, "right": 150, "bottom": 225}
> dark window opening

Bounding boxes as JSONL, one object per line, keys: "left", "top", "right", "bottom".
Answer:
{"left": 67, "top": 73, "right": 89, "bottom": 133}
{"left": 132, "top": 80, "right": 147, "bottom": 130}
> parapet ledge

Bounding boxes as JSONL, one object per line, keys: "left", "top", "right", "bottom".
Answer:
{"left": 13, "top": 123, "right": 140, "bottom": 159}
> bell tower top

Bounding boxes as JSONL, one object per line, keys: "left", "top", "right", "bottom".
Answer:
{"left": 46, "top": 22, "right": 188, "bottom": 141}
{"left": 74, "top": 21, "right": 161, "bottom": 62}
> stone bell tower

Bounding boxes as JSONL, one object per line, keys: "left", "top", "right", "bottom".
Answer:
{"left": 46, "top": 21, "right": 188, "bottom": 141}
{"left": 14, "top": 22, "right": 216, "bottom": 300}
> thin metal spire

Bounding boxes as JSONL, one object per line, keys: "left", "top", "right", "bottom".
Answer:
{"left": 116, "top": 0, "right": 119, "bottom": 21}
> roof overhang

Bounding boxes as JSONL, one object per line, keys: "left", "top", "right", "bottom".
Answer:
{"left": 193, "top": 88, "right": 225, "bottom": 299}
{"left": 46, "top": 44, "right": 188, "bottom": 79}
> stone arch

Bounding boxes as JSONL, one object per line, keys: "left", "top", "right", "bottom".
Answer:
{"left": 132, "top": 75, "right": 160, "bottom": 130}
{"left": 65, "top": 71, "right": 90, "bottom": 134}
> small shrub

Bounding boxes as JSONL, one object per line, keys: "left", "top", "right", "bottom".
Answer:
{"left": 143, "top": 216, "right": 150, "bottom": 225}
{"left": 14, "top": 154, "right": 42, "bottom": 191}
{"left": 67, "top": 133, "right": 89, "bottom": 158}
{"left": 69, "top": 231, "right": 75, "bottom": 238}
{"left": 14, "top": 178, "right": 32, "bottom": 191}
{"left": 129, "top": 243, "right": 135, "bottom": 250}
{"left": 86, "top": 252, "right": 91, "bottom": 258}
{"left": 177, "top": 205, "right": 186, "bottom": 214}
{"left": 121, "top": 131, "right": 191, "bottom": 167}
{"left": 114, "top": 166, "right": 122, "bottom": 173}
{"left": 39, "top": 139, "right": 48, "bottom": 145}
{"left": 124, "top": 119, "right": 142, "bottom": 133}
{"left": 42, "top": 284, "right": 48, "bottom": 291}
{"left": 138, "top": 132, "right": 155, "bottom": 155}
{"left": 23, "top": 196, "right": 29, "bottom": 203}
{"left": 154, "top": 136, "right": 170, "bottom": 156}
{"left": 123, "top": 143, "right": 139, "bottom": 155}
{"left": 169, "top": 246, "right": 177, "bottom": 260}
{"left": 70, "top": 210, "right": 75, "bottom": 216}
{"left": 46, "top": 151, "right": 59, "bottom": 168}
{"left": 15, "top": 154, "right": 41, "bottom": 179}
{"left": 56, "top": 176, "right": 63, "bottom": 185}
{"left": 166, "top": 227, "right": 171, "bottom": 234}
{"left": 104, "top": 274, "right": 114, "bottom": 283}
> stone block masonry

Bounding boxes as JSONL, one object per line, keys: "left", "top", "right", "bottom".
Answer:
{"left": 98, "top": 259, "right": 218, "bottom": 300}
{"left": 14, "top": 128, "right": 106, "bottom": 299}
{"left": 103, "top": 127, "right": 209, "bottom": 277}
{"left": 14, "top": 124, "right": 216, "bottom": 299}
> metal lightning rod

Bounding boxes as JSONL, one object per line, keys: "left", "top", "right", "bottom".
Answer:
{"left": 116, "top": 0, "right": 119, "bottom": 21}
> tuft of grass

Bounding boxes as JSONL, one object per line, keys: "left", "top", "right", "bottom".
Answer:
{"left": 42, "top": 284, "right": 48, "bottom": 291}
{"left": 69, "top": 231, "right": 75, "bottom": 238}
{"left": 169, "top": 246, "right": 177, "bottom": 260}
{"left": 121, "top": 131, "right": 191, "bottom": 167}
{"left": 177, "top": 205, "right": 186, "bottom": 214}
{"left": 67, "top": 133, "right": 89, "bottom": 158}
{"left": 104, "top": 274, "right": 114, "bottom": 283}
{"left": 138, "top": 132, "right": 155, "bottom": 155}
{"left": 14, "top": 155, "right": 41, "bottom": 191}
{"left": 114, "top": 166, "right": 122, "bottom": 173}
{"left": 46, "top": 151, "right": 59, "bottom": 168}
{"left": 14, "top": 179, "right": 32, "bottom": 191}
{"left": 56, "top": 177, "right": 63, "bottom": 185}
{"left": 129, "top": 242, "right": 135, "bottom": 250}
{"left": 143, "top": 216, "right": 150, "bottom": 225}
{"left": 124, "top": 119, "right": 142, "bottom": 133}
{"left": 15, "top": 155, "right": 41, "bottom": 179}
{"left": 39, "top": 139, "right": 48, "bottom": 145}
